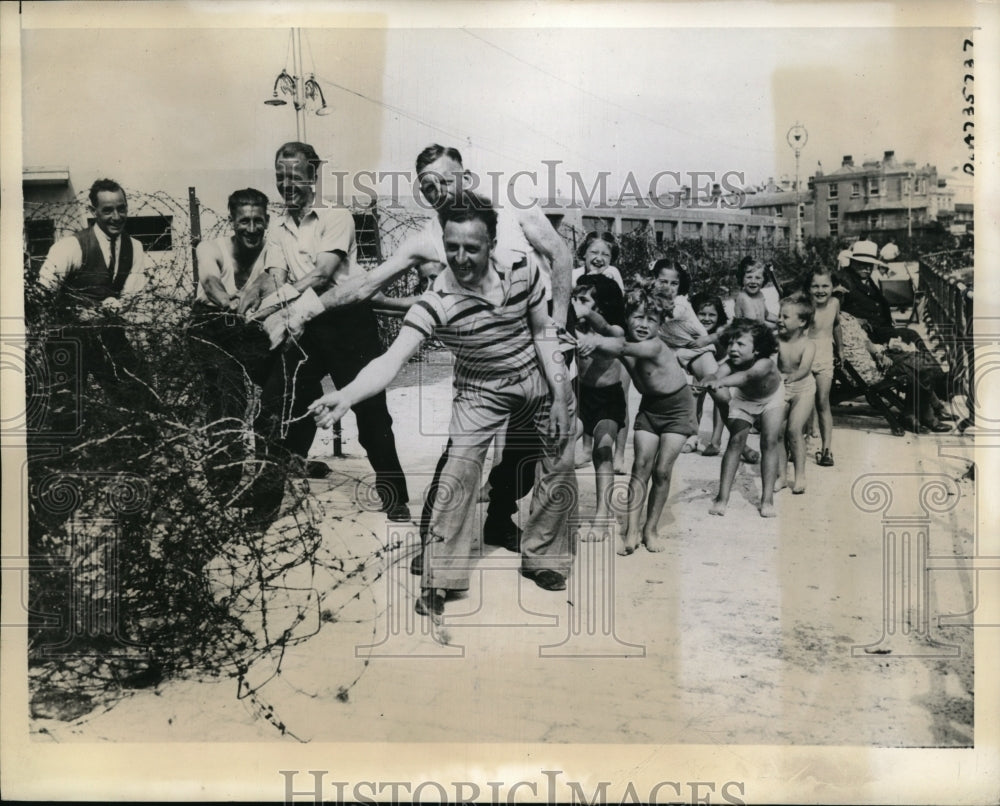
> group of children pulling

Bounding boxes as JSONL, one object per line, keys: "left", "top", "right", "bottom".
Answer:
{"left": 570, "top": 231, "right": 842, "bottom": 555}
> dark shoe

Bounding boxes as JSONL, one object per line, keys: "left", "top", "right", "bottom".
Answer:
{"left": 483, "top": 517, "right": 521, "bottom": 552}
{"left": 816, "top": 449, "right": 835, "bottom": 467}
{"left": 305, "top": 460, "right": 331, "bottom": 479}
{"left": 924, "top": 421, "right": 953, "bottom": 433}
{"left": 414, "top": 588, "right": 446, "bottom": 618}
{"left": 385, "top": 502, "right": 412, "bottom": 522}
{"left": 409, "top": 549, "right": 424, "bottom": 576}
{"left": 936, "top": 411, "right": 958, "bottom": 422}
{"left": 520, "top": 568, "right": 567, "bottom": 592}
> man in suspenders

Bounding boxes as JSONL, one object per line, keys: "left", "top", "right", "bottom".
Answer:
{"left": 189, "top": 188, "right": 281, "bottom": 502}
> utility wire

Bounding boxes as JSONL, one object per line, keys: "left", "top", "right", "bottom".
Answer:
{"left": 460, "top": 28, "right": 775, "bottom": 157}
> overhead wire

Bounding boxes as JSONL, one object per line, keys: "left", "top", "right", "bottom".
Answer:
{"left": 459, "top": 28, "right": 775, "bottom": 157}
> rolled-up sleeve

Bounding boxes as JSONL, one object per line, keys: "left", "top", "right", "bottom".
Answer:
{"left": 37, "top": 236, "right": 81, "bottom": 292}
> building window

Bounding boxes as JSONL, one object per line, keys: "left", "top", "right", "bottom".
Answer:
{"left": 24, "top": 218, "right": 56, "bottom": 263}
{"left": 620, "top": 218, "right": 645, "bottom": 235}
{"left": 828, "top": 183, "right": 838, "bottom": 199}
{"left": 353, "top": 211, "right": 382, "bottom": 262}
{"left": 681, "top": 221, "right": 701, "bottom": 237}
{"left": 868, "top": 178, "right": 880, "bottom": 196}
{"left": 915, "top": 178, "right": 925, "bottom": 194}
{"left": 851, "top": 182, "right": 861, "bottom": 197}
{"left": 773, "top": 206, "right": 782, "bottom": 217}
{"left": 829, "top": 221, "right": 839, "bottom": 237}
{"left": 828, "top": 203, "right": 838, "bottom": 221}
{"left": 93, "top": 215, "right": 173, "bottom": 251}
{"left": 582, "top": 216, "right": 614, "bottom": 234}
{"left": 654, "top": 220, "right": 674, "bottom": 245}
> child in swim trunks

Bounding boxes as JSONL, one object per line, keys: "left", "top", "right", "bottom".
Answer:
{"left": 806, "top": 268, "right": 840, "bottom": 467}
{"left": 579, "top": 290, "right": 696, "bottom": 555}
{"left": 572, "top": 232, "right": 629, "bottom": 472}
{"left": 775, "top": 296, "right": 816, "bottom": 495}
{"left": 572, "top": 274, "right": 628, "bottom": 538}
{"left": 692, "top": 293, "right": 729, "bottom": 456}
{"left": 702, "top": 320, "right": 784, "bottom": 518}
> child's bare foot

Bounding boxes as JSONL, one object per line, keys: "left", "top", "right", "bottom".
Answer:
{"left": 643, "top": 531, "right": 666, "bottom": 552}
{"left": 792, "top": 483, "right": 806, "bottom": 495}
{"left": 773, "top": 478, "right": 787, "bottom": 493}
{"left": 709, "top": 499, "right": 727, "bottom": 516}
{"left": 682, "top": 438, "right": 697, "bottom": 453}
{"left": 616, "top": 532, "right": 640, "bottom": 556}
{"left": 575, "top": 453, "right": 591, "bottom": 469}
{"left": 702, "top": 443, "right": 721, "bottom": 457}
{"left": 759, "top": 502, "right": 776, "bottom": 518}
{"left": 613, "top": 458, "right": 627, "bottom": 475}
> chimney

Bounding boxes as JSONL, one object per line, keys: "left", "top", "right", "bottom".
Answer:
{"left": 842, "top": 155, "right": 853, "bottom": 168}
{"left": 883, "top": 150, "right": 895, "bottom": 164}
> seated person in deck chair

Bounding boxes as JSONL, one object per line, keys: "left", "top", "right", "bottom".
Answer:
{"left": 838, "top": 312, "right": 955, "bottom": 433}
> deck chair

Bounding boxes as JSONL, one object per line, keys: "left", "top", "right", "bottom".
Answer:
{"left": 879, "top": 277, "right": 919, "bottom": 324}
{"left": 830, "top": 358, "right": 910, "bottom": 436}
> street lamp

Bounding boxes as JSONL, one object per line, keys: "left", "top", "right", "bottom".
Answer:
{"left": 786, "top": 122, "right": 808, "bottom": 253}
{"left": 264, "top": 29, "right": 332, "bottom": 139}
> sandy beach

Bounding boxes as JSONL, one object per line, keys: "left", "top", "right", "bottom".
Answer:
{"left": 30, "top": 358, "right": 977, "bottom": 747}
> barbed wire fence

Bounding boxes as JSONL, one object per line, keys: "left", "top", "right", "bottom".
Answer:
{"left": 22, "top": 188, "right": 414, "bottom": 737}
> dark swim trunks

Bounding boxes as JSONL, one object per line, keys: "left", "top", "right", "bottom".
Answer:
{"left": 579, "top": 382, "right": 627, "bottom": 436}
{"left": 634, "top": 385, "right": 698, "bottom": 437}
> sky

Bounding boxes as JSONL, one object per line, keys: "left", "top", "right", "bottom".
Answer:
{"left": 18, "top": 16, "right": 975, "bottom": 211}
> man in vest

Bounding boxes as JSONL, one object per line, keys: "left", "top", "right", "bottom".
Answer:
{"left": 37, "top": 178, "right": 158, "bottom": 436}
{"left": 189, "top": 187, "right": 283, "bottom": 504}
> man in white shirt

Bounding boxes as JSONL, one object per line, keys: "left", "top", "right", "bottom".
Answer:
{"left": 36, "top": 178, "right": 158, "bottom": 435}
{"left": 260, "top": 142, "right": 410, "bottom": 521}
{"left": 879, "top": 237, "right": 900, "bottom": 263}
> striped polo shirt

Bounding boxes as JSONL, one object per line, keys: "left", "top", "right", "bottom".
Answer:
{"left": 402, "top": 257, "right": 546, "bottom": 388}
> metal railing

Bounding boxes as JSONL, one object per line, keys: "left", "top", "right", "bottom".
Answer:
{"left": 918, "top": 249, "right": 974, "bottom": 428}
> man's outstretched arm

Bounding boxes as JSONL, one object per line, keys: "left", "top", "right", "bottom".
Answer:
{"left": 518, "top": 204, "right": 573, "bottom": 327}
{"left": 309, "top": 326, "right": 425, "bottom": 428}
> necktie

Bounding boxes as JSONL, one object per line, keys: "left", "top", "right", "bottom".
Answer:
{"left": 108, "top": 236, "right": 117, "bottom": 277}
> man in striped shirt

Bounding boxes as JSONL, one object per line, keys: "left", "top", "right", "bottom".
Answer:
{"left": 309, "top": 194, "right": 577, "bottom": 619}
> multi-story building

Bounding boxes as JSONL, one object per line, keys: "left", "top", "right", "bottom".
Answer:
{"left": 810, "top": 151, "right": 940, "bottom": 239}
{"left": 739, "top": 177, "right": 815, "bottom": 240}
